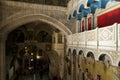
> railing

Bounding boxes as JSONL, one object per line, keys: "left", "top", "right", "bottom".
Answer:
{"left": 67, "top": 23, "right": 119, "bottom": 51}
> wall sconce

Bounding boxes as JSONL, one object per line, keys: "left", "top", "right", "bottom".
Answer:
{"left": 36, "top": 54, "right": 41, "bottom": 59}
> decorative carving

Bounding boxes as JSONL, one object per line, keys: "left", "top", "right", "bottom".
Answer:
{"left": 98, "top": 23, "right": 117, "bottom": 47}
{"left": 78, "top": 32, "right": 85, "bottom": 41}
{"left": 78, "top": 32, "right": 86, "bottom": 45}
{"left": 72, "top": 34, "right": 78, "bottom": 44}
{"left": 86, "top": 29, "right": 97, "bottom": 41}
{"left": 99, "top": 28, "right": 113, "bottom": 41}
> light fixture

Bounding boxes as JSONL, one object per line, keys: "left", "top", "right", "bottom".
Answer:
{"left": 36, "top": 53, "right": 41, "bottom": 59}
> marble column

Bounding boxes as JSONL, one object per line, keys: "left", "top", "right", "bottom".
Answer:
{"left": 0, "top": 33, "right": 6, "bottom": 80}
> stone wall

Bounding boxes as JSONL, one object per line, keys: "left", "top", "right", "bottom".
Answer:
{"left": 0, "top": 1, "right": 76, "bottom": 34}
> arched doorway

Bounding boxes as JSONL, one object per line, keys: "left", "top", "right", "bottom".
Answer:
{"left": 0, "top": 12, "right": 71, "bottom": 80}
{"left": 79, "top": 50, "right": 83, "bottom": 55}
{"left": 5, "top": 23, "right": 53, "bottom": 80}
{"left": 1, "top": 11, "right": 71, "bottom": 35}
{"left": 86, "top": 51, "right": 95, "bottom": 60}
{"left": 68, "top": 48, "right": 71, "bottom": 55}
{"left": 99, "top": 54, "right": 106, "bottom": 61}
{"left": 73, "top": 49, "right": 77, "bottom": 55}
{"left": 99, "top": 54, "right": 112, "bottom": 67}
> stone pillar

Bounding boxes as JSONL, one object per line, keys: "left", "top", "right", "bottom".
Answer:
{"left": 76, "top": 55, "right": 78, "bottom": 80}
{"left": 71, "top": 54, "right": 73, "bottom": 80}
{"left": 0, "top": 33, "right": 6, "bottom": 80}
{"left": 78, "top": 55, "right": 81, "bottom": 80}
{"left": 73, "top": 55, "right": 76, "bottom": 80}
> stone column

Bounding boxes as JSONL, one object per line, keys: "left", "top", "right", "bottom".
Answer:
{"left": 70, "top": 54, "right": 73, "bottom": 80}
{"left": 76, "top": 55, "right": 78, "bottom": 80}
{"left": 0, "top": 33, "right": 6, "bottom": 80}
{"left": 73, "top": 55, "right": 76, "bottom": 80}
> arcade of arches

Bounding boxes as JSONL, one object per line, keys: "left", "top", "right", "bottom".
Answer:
{"left": 0, "top": 0, "right": 120, "bottom": 80}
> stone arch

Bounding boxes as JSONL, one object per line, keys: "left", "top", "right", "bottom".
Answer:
{"left": 85, "top": 50, "right": 94, "bottom": 57}
{"left": 0, "top": 11, "right": 72, "bottom": 35}
{"left": 73, "top": 49, "right": 77, "bottom": 55}
{"left": 68, "top": 48, "right": 71, "bottom": 55}
{"left": 78, "top": 50, "right": 83, "bottom": 55}
{"left": 0, "top": 6, "right": 72, "bottom": 80}
{"left": 98, "top": 53, "right": 113, "bottom": 65}
{"left": 86, "top": 51, "right": 95, "bottom": 60}
{"left": 99, "top": 54, "right": 106, "bottom": 61}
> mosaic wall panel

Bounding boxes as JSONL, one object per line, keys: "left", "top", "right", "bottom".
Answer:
{"left": 98, "top": 23, "right": 117, "bottom": 47}
{"left": 78, "top": 32, "right": 86, "bottom": 45}
{"left": 72, "top": 33, "right": 78, "bottom": 45}
{"left": 86, "top": 28, "right": 97, "bottom": 46}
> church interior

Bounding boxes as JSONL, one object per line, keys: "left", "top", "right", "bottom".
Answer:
{"left": 0, "top": 0, "right": 120, "bottom": 80}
